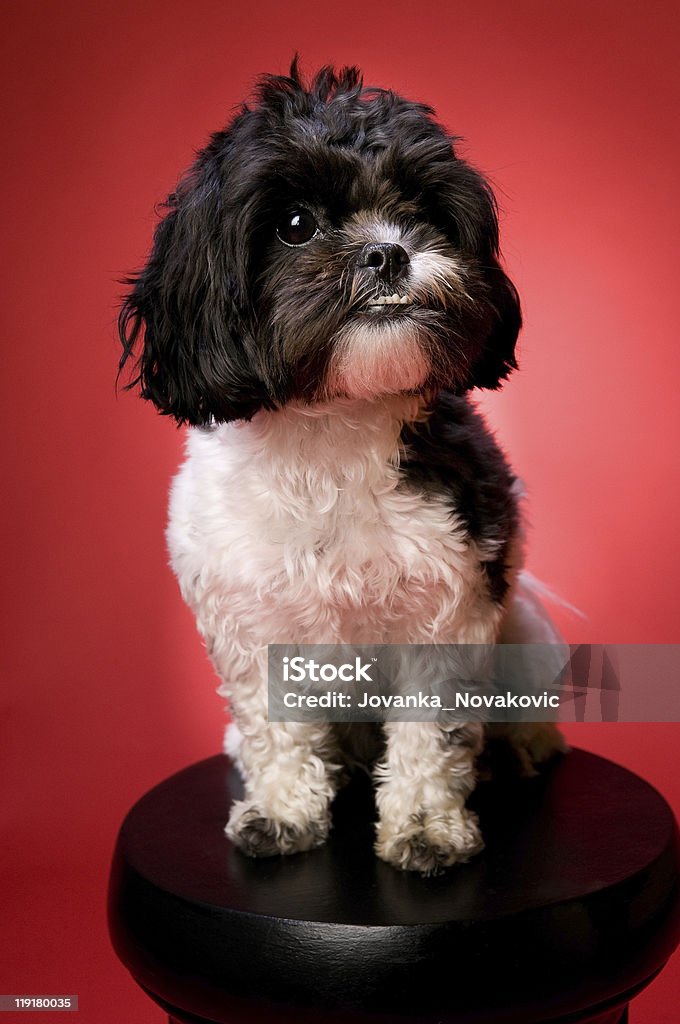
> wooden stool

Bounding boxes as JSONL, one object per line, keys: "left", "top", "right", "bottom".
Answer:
{"left": 108, "top": 749, "right": 680, "bottom": 1023}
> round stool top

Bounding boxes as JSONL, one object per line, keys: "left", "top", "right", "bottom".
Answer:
{"left": 109, "top": 749, "right": 680, "bottom": 1024}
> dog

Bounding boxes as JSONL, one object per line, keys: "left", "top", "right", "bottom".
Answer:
{"left": 119, "top": 61, "right": 565, "bottom": 874}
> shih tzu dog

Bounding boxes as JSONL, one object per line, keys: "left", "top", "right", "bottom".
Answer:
{"left": 119, "top": 61, "right": 564, "bottom": 874}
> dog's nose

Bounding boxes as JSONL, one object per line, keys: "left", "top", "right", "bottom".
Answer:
{"left": 358, "top": 242, "right": 410, "bottom": 285}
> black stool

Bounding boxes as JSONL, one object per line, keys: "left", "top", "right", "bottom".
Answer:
{"left": 108, "top": 749, "right": 680, "bottom": 1023}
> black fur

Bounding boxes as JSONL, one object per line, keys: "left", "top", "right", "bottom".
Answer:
{"left": 400, "top": 393, "right": 519, "bottom": 603}
{"left": 118, "top": 61, "right": 521, "bottom": 425}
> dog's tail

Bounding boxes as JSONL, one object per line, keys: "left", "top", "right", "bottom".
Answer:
{"left": 501, "top": 571, "right": 585, "bottom": 645}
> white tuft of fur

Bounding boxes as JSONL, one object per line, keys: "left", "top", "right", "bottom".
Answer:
{"left": 345, "top": 213, "right": 406, "bottom": 248}
{"left": 409, "top": 249, "right": 466, "bottom": 298}
{"left": 329, "top": 320, "right": 431, "bottom": 398}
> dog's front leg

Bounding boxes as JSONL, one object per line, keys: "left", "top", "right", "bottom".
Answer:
{"left": 226, "top": 715, "right": 341, "bottom": 858}
{"left": 374, "top": 721, "right": 484, "bottom": 874}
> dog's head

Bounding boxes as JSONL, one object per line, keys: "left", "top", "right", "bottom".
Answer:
{"left": 119, "top": 62, "right": 521, "bottom": 425}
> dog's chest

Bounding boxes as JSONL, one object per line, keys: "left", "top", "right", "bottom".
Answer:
{"left": 168, "top": 404, "right": 487, "bottom": 641}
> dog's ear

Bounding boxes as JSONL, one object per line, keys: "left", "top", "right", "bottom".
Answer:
{"left": 473, "top": 261, "right": 521, "bottom": 390}
{"left": 118, "top": 144, "right": 268, "bottom": 425}
{"left": 435, "top": 158, "right": 521, "bottom": 390}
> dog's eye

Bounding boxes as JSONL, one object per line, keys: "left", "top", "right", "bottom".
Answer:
{"left": 276, "top": 209, "right": 319, "bottom": 247}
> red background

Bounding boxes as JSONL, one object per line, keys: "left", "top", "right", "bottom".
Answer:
{"left": 2, "top": 1, "right": 679, "bottom": 1021}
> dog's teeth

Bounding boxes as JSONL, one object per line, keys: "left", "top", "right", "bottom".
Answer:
{"left": 367, "top": 294, "right": 413, "bottom": 309}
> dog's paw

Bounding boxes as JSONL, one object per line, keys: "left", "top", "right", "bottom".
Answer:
{"left": 226, "top": 800, "right": 329, "bottom": 857}
{"left": 376, "top": 809, "right": 484, "bottom": 876}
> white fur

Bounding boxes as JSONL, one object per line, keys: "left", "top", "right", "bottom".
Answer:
{"left": 346, "top": 214, "right": 405, "bottom": 248}
{"left": 329, "top": 320, "right": 431, "bottom": 397}
{"left": 409, "top": 249, "right": 468, "bottom": 300}
{"left": 168, "top": 396, "right": 498, "bottom": 649}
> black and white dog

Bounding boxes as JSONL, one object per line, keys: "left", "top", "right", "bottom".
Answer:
{"left": 119, "top": 62, "right": 564, "bottom": 874}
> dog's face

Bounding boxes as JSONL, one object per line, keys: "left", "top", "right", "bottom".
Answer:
{"left": 119, "top": 63, "right": 521, "bottom": 424}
